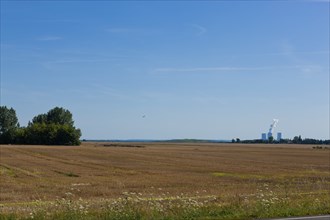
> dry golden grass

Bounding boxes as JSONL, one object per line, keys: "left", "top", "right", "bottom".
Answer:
{"left": 0, "top": 142, "right": 329, "bottom": 207}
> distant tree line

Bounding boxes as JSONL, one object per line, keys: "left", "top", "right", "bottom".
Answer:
{"left": 0, "top": 106, "right": 81, "bottom": 145}
{"left": 234, "top": 135, "right": 330, "bottom": 145}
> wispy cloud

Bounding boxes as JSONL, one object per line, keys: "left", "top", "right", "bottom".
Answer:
{"left": 45, "top": 59, "right": 114, "bottom": 64}
{"left": 53, "top": 83, "right": 133, "bottom": 101}
{"left": 90, "top": 83, "right": 131, "bottom": 100}
{"left": 37, "top": 36, "right": 63, "bottom": 41}
{"left": 155, "top": 67, "right": 265, "bottom": 72}
{"left": 28, "top": 19, "right": 79, "bottom": 23}
{"left": 153, "top": 65, "right": 324, "bottom": 73}
{"left": 304, "top": 0, "right": 330, "bottom": 2}
{"left": 279, "top": 41, "right": 328, "bottom": 74}
{"left": 106, "top": 28, "right": 140, "bottom": 33}
{"left": 41, "top": 58, "right": 119, "bottom": 70}
{"left": 259, "top": 50, "right": 329, "bottom": 56}
{"left": 189, "top": 24, "right": 207, "bottom": 36}
{"left": 105, "top": 27, "right": 161, "bottom": 35}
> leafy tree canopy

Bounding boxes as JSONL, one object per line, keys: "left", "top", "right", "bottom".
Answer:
{"left": 0, "top": 106, "right": 20, "bottom": 143}
{"left": 0, "top": 106, "right": 19, "bottom": 134}
{"left": 31, "top": 107, "right": 74, "bottom": 126}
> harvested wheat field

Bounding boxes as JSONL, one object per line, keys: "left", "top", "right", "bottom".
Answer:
{"left": 0, "top": 142, "right": 329, "bottom": 219}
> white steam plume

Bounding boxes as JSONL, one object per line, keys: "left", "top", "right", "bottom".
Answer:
{"left": 269, "top": 119, "right": 279, "bottom": 133}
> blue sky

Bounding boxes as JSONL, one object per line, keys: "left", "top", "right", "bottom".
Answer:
{"left": 1, "top": 1, "right": 329, "bottom": 140}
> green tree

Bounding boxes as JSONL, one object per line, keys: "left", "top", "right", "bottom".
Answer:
{"left": 48, "top": 107, "right": 73, "bottom": 126}
{"left": 292, "top": 135, "right": 302, "bottom": 144}
{"left": 28, "top": 107, "right": 81, "bottom": 145}
{"left": 31, "top": 113, "right": 47, "bottom": 124}
{"left": 0, "top": 106, "right": 19, "bottom": 144}
{"left": 14, "top": 127, "right": 27, "bottom": 144}
{"left": 268, "top": 136, "right": 274, "bottom": 143}
{"left": 31, "top": 107, "right": 74, "bottom": 126}
{"left": 55, "top": 124, "right": 81, "bottom": 145}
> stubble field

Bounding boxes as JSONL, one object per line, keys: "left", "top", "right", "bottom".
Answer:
{"left": 0, "top": 142, "right": 329, "bottom": 219}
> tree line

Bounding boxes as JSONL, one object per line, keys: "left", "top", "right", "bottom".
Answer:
{"left": 0, "top": 106, "right": 81, "bottom": 145}
{"left": 236, "top": 135, "right": 330, "bottom": 145}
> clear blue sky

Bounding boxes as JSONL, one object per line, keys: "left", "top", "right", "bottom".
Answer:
{"left": 1, "top": 1, "right": 329, "bottom": 140}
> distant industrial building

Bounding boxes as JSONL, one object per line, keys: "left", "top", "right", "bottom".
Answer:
{"left": 261, "top": 119, "right": 282, "bottom": 141}
{"left": 267, "top": 132, "right": 273, "bottom": 139}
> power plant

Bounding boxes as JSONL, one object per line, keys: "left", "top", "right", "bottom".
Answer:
{"left": 261, "top": 119, "right": 282, "bottom": 141}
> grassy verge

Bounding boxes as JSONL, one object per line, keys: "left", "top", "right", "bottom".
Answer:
{"left": 1, "top": 188, "right": 329, "bottom": 220}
